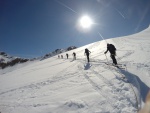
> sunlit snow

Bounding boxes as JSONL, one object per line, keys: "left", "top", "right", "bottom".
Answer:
{"left": 0, "top": 26, "right": 150, "bottom": 113}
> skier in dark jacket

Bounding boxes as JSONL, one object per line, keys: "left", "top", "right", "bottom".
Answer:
{"left": 66, "top": 53, "right": 69, "bottom": 59}
{"left": 61, "top": 55, "right": 63, "bottom": 59}
{"left": 72, "top": 52, "right": 76, "bottom": 60}
{"left": 104, "top": 43, "right": 117, "bottom": 65}
{"left": 84, "top": 48, "right": 91, "bottom": 62}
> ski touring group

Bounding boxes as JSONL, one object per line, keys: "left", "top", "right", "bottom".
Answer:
{"left": 57, "top": 43, "right": 150, "bottom": 113}
{"left": 58, "top": 43, "right": 118, "bottom": 65}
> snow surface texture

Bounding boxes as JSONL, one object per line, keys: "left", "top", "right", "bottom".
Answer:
{"left": 0, "top": 26, "right": 150, "bottom": 113}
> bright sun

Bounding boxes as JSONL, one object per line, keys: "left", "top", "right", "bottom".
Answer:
{"left": 79, "top": 15, "right": 93, "bottom": 29}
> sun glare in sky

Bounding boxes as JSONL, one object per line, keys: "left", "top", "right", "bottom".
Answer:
{"left": 79, "top": 15, "right": 93, "bottom": 29}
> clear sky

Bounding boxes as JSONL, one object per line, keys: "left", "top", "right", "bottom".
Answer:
{"left": 0, "top": 0, "right": 150, "bottom": 58}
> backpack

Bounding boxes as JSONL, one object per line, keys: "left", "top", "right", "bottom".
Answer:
{"left": 109, "top": 44, "right": 116, "bottom": 51}
{"left": 85, "top": 49, "right": 88, "bottom": 53}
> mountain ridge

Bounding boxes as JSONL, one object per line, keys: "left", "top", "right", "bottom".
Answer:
{"left": 0, "top": 46, "right": 77, "bottom": 69}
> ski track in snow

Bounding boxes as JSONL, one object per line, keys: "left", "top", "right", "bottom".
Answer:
{"left": 77, "top": 60, "right": 137, "bottom": 112}
{"left": 0, "top": 61, "right": 79, "bottom": 95}
{"left": 1, "top": 27, "right": 150, "bottom": 113}
{"left": 0, "top": 61, "right": 82, "bottom": 113}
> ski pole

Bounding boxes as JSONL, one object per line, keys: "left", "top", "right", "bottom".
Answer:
{"left": 116, "top": 55, "right": 127, "bottom": 71}
{"left": 116, "top": 55, "right": 121, "bottom": 62}
{"left": 105, "top": 54, "right": 111, "bottom": 69}
{"left": 105, "top": 54, "right": 109, "bottom": 64}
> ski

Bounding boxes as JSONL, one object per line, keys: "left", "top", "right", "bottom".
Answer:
{"left": 114, "top": 65, "right": 125, "bottom": 69}
{"left": 105, "top": 63, "right": 125, "bottom": 70}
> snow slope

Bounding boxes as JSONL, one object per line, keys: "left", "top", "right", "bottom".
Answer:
{"left": 0, "top": 26, "right": 150, "bottom": 113}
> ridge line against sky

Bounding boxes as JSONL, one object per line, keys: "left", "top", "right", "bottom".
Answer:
{"left": 0, "top": 0, "right": 150, "bottom": 58}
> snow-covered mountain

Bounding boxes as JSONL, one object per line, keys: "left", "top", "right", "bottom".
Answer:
{"left": 0, "top": 52, "right": 29, "bottom": 69}
{"left": 0, "top": 46, "right": 77, "bottom": 69}
{"left": 0, "top": 26, "right": 150, "bottom": 113}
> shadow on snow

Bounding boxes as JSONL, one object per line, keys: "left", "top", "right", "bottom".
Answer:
{"left": 120, "top": 70, "right": 150, "bottom": 102}
{"left": 84, "top": 63, "right": 92, "bottom": 70}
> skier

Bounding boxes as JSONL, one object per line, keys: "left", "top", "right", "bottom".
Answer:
{"left": 61, "top": 55, "right": 63, "bottom": 59}
{"left": 84, "top": 48, "right": 91, "bottom": 62}
{"left": 104, "top": 43, "right": 117, "bottom": 65}
{"left": 66, "top": 53, "right": 69, "bottom": 59}
{"left": 58, "top": 55, "right": 60, "bottom": 58}
{"left": 72, "top": 52, "right": 76, "bottom": 60}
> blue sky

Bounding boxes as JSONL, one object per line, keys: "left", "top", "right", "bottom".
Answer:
{"left": 0, "top": 0, "right": 150, "bottom": 58}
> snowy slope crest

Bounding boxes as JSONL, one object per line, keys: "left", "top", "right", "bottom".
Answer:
{"left": 0, "top": 27, "right": 150, "bottom": 113}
